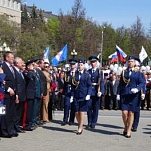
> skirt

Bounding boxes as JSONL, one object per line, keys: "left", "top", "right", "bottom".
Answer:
{"left": 121, "top": 93, "right": 139, "bottom": 112}
{"left": 73, "top": 99, "right": 88, "bottom": 112}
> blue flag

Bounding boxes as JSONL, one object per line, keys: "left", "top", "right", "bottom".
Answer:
{"left": 43, "top": 47, "right": 50, "bottom": 63}
{"left": 51, "top": 44, "right": 68, "bottom": 66}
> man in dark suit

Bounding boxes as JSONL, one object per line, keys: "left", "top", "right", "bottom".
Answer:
{"left": 14, "top": 57, "right": 26, "bottom": 133}
{"left": 111, "top": 74, "right": 119, "bottom": 110}
{"left": 0, "top": 51, "right": 18, "bottom": 138}
{"left": 57, "top": 71, "right": 65, "bottom": 111}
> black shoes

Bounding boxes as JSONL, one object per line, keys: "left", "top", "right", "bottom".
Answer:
{"left": 86, "top": 124, "right": 91, "bottom": 129}
{"left": 91, "top": 125, "right": 95, "bottom": 129}
{"left": 61, "top": 121, "right": 68, "bottom": 126}
{"left": 131, "top": 127, "right": 137, "bottom": 132}
{"left": 68, "top": 121, "right": 74, "bottom": 126}
{"left": 86, "top": 124, "right": 95, "bottom": 129}
{"left": 123, "top": 131, "right": 127, "bottom": 136}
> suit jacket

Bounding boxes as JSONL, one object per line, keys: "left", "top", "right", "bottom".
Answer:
{"left": 36, "top": 68, "right": 47, "bottom": 96}
{"left": 14, "top": 68, "right": 26, "bottom": 101}
{"left": 58, "top": 78, "right": 64, "bottom": 94}
{"left": 111, "top": 80, "right": 119, "bottom": 95}
{"left": 2, "top": 62, "right": 16, "bottom": 99}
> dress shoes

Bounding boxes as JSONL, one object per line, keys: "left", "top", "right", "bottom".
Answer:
{"left": 68, "top": 121, "right": 74, "bottom": 126}
{"left": 131, "top": 127, "right": 137, "bottom": 132}
{"left": 123, "top": 131, "right": 127, "bottom": 136}
{"left": 25, "top": 127, "right": 33, "bottom": 131}
{"left": 17, "top": 129, "right": 26, "bottom": 133}
{"left": 76, "top": 130, "right": 83, "bottom": 135}
{"left": 1, "top": 135, "right": 12, "bottom": 138}
{"left": 86, "top": 124, "right": 91, "bottom": 129}
{"left": 91, "top": 125, "right": 95, "bottom": 129}
{"left": 61, "top": 121, "right": 68, "bottom": 126}
{"left": 12, "top": 133, "right": 19, "bottom": 137}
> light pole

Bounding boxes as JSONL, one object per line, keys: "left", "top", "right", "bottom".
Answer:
{"left": 71, "top": 49, "right": 77, "bottom": 59}
{"left": 0, "top": 42, "right": 10, "bottom": 61}
{"left": 100, "top": 26, "right": 105, "bottom": 67}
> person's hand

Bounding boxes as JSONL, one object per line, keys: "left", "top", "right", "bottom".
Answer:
{"left": 97, "top": 92, "right": 102, "bottom": 97}
{"left": 141, "top": 94, "right": 145, "bottom": 100}
{"left": 85, "top": 95, "right": 90, "bottom": 100}
{"left": 131, "top": 88, "right": 138, "bottom": 94}
{"left": 9, "top": 89, "right": 15, "bottom": 96}
{"left": 15, "top": 95, "right": 19, "bottom": 104}
{"left": 0, "top": 67, "right": 4, "bottom": 73}
{"left": 70, "top": 96, "right": 73, "bottom": 103}
{"left": 116, "top": 95, "right": 120, "bottom": 101}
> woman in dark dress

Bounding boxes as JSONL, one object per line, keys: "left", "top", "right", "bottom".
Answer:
{"left": 72, "top": 58, "right": 92, "bottom": 135}
{"left": 117, "top": 56, "right": 144, "bottom": 138}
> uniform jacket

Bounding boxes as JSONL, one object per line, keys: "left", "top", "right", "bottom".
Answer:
{"left": 117, "top": 68, "right": 144, "bottom": 96}
{"left": 88, "top": 68, "right": 104, "bottom": 96}
{"left": 72, "top": 70, "right": 92, "bottom": 101}
{"left": 24, "top": 70, "right": 36, "bottom": 100}
{"left": 33, "top": 70, "right": 41, "bottom": 98}
{"left": 64, "top": 71, "right": 73, "bottom": 96}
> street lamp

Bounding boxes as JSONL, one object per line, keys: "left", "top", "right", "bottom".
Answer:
{"left": 71, "top": 49, "right": 77, "bottom": 59}
{"left": 100, "top": 26, "right": 105, "bottom": 67}
{"left": 0, "top": 42, "right": 10, "bottom": 60}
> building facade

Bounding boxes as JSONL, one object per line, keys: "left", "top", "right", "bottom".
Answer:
{"left": 0, "top": 0, "right": 21, "bottom": 24}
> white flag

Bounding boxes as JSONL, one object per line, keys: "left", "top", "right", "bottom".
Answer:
{"left": 139, "top": 46, "right": 148, "bottom": 62}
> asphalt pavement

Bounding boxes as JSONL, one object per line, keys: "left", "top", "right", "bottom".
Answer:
{"left": 0, "top": 110, "right": 151, "bottom": 151}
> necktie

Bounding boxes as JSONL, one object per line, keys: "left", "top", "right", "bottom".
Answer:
{"left": 79, "top": 72, "right": 82, "bottom": 80}
{"left": 92, "top": 69, "right": 94, "bottom": 73}
{"left": 19, "top": 70, "right": 24, "bottom": 79}
{"left": 10, "top": 65, "right": 15, "bottom": 77}
{"left": 129, "top": 69, "right": 132, "bottom": 76}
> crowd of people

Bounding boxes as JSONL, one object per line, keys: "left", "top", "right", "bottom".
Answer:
{"left": 0, "top": 51, "right": 151, "bottom": 139}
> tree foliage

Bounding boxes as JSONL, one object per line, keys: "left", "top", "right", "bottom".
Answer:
{"left": 1, "top": 0, "right": 151, "bottom": 64}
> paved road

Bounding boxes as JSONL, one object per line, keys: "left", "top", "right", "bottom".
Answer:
{"left": 0, "top": 110, "right": 151, "bottom": 151}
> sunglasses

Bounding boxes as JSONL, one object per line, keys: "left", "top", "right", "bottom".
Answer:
{"left": 45, "top": 66, "right": 49, "bottom": 68}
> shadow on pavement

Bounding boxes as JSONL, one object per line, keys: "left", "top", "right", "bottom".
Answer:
{"left": 84, "top": 127, "right": 121, "bottom": 136}
{"left": 43, "top": 125, "right": 76, "bottom": 134}
{"left": 96, "top": 123, "right": 123, "bottom": 129}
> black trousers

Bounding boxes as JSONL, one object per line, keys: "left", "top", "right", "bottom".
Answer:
{"left": 26, "top": 99, "right": 34, "bottom": 129}
{"left": 15, "top": 101, "right": 24, "bottom": 130}
{"left": 0, "top": 96, "right": 16, "bottom": 136}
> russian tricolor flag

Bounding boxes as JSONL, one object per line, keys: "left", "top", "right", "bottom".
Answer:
{"left": 108, "top": 52, "right": 118, "bottom": 63}
{"left": 116, "top": 45, "right": 127, "bottom": 62}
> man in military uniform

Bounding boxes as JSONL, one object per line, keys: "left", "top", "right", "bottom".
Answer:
{"left": 87, "top": 56, "right": 104, "bottom": 128}
{"left": 61, "top": 59, "right": 77, "bottom": 126}
{"left": 132, "top": 59, "right": 146, "bottom": 132}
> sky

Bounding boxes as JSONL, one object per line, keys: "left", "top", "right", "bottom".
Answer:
{"left": 25, "top": 0, "right": 151, "bottom": 31}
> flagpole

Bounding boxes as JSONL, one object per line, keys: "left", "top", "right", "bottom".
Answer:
{"left": 100, "top": 26, "right": 105, "bottom": 67}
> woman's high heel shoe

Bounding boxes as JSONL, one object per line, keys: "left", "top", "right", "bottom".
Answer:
{"left": 76, "top": 130, "right": 83, "bottom": 135}
{"left": 123, "top": 131, "right": 127, "bottom": 136}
